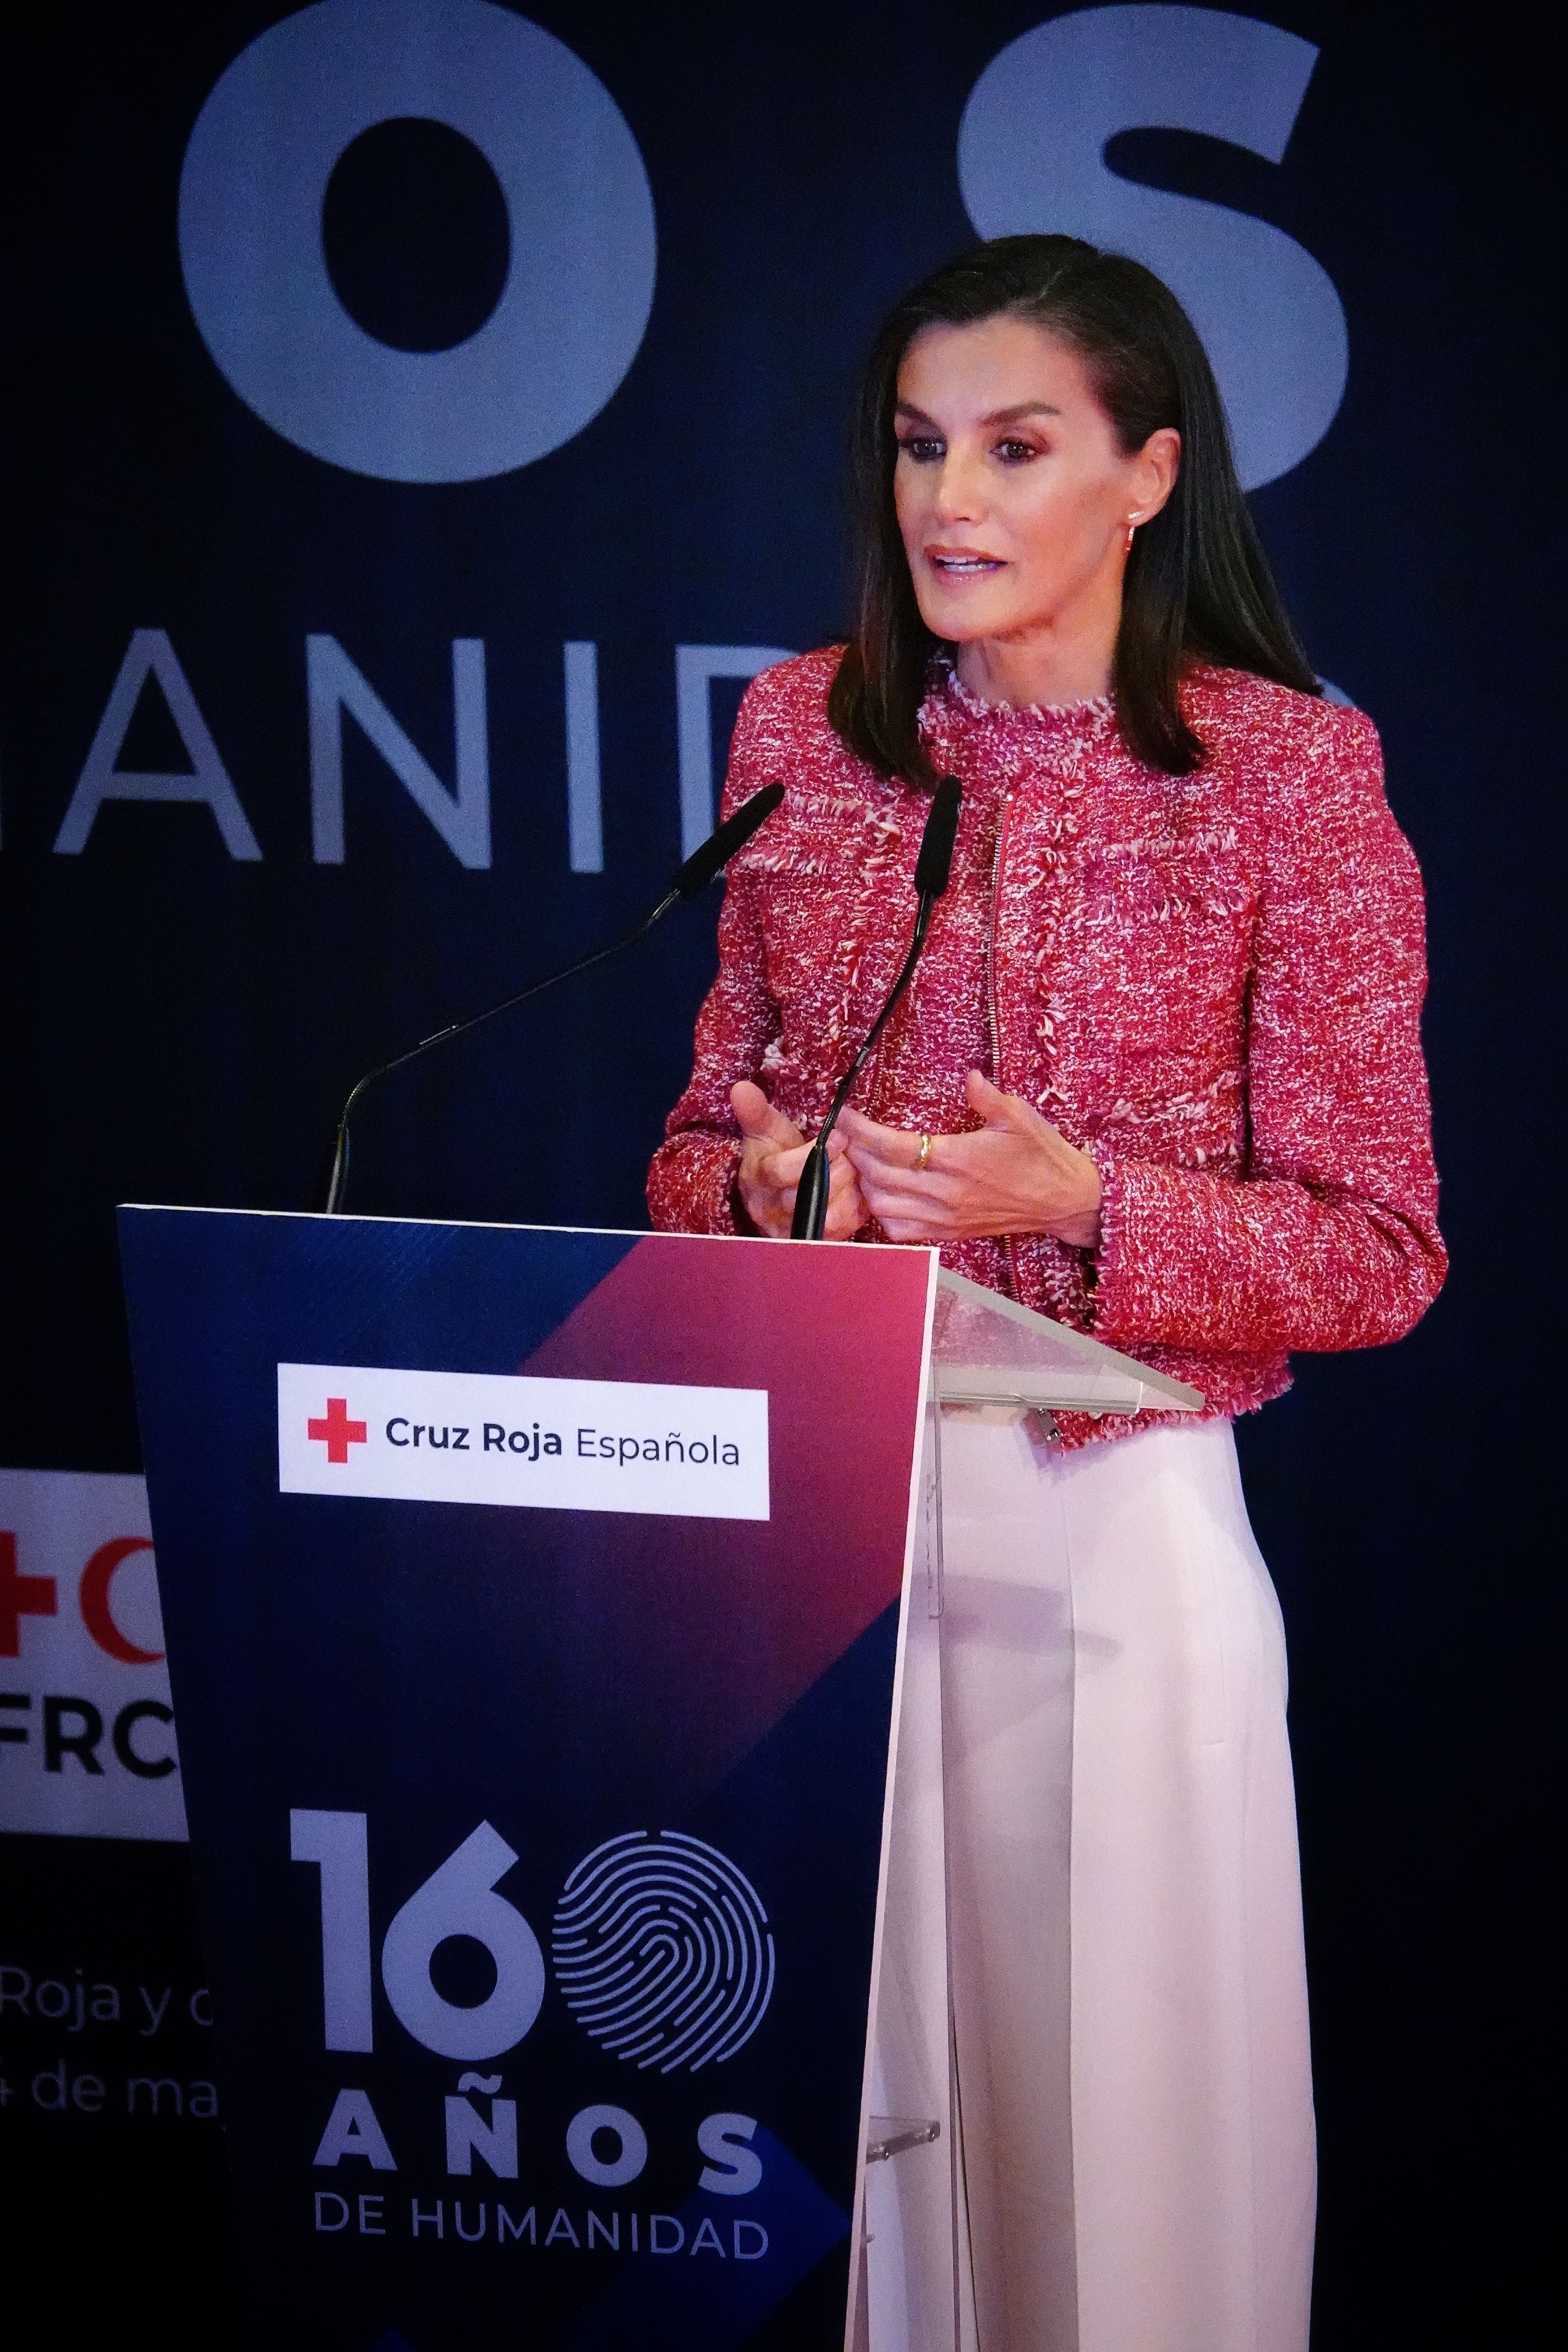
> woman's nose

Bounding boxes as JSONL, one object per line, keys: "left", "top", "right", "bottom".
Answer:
{"left": 932, "top": 451, "right": 984, "bottom": 527}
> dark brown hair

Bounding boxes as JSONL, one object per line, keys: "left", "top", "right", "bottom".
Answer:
{"left": 827, "top": 235, "right": 1319, "bottom": 780}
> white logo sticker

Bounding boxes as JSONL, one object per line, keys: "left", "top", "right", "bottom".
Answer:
{"left": 277, "top": 1364, "right": 769, "bottom": 1522}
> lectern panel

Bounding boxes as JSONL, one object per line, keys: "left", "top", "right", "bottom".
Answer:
{"left": 119, "top": 1210, "right": 937, "bottom": 2352}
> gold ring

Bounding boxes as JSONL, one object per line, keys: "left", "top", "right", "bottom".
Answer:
{"left": 916, "top": 1133, "right": 934, "bottom": 1171}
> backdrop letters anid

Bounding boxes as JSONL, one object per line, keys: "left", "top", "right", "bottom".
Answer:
{"left": 117, "top": 1210, "right": 937, "bottom": 2350}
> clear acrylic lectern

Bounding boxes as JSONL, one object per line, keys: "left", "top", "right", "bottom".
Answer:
{"left": 858, "top": 1271, "right": 1203, "bottom": 2352}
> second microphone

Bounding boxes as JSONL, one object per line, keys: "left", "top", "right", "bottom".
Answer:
{"left": 790, "top": 775, "right": 963, "bottom": 1241}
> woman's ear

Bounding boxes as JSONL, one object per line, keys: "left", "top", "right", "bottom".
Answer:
{"left": 1134, "top": 426, "right": 1182, "bottom": 521}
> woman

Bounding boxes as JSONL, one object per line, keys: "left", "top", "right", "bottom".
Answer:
{"left": 649, "top": 237, "right": 1444, "bottom": 2352}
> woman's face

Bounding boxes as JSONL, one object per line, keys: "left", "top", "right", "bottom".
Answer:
{"left": 893, "top": 314, "right": 1178, "bottom": 651}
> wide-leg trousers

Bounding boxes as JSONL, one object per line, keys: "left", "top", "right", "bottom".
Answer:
{"left": 872, "top": 1413, "right": 1315, "bottom": 2352}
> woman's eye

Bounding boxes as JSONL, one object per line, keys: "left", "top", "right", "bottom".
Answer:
{"left": 897, "top": 436, "right": 944, "bottom": 463}
{"left": 994, "top": 438, "right": 1038, "bottom": 464}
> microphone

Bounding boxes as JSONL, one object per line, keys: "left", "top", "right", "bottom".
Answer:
{"left": 320, "top": 780, "right": 786, "bottom": 1214}
{"left": 670, "top": 784, "right": 786, "bottom": 897}
{"left": 790, "top": 775, "right": 962, "bottom": 1240}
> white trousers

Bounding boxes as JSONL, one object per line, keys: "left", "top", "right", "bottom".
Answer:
{"left": 870, "top": 1414, "right": 1315, "bottom": 2352}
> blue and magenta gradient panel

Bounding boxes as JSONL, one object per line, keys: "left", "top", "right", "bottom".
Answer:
{"left": 120, "top": 1210, "right": 935, "bottom": 2351}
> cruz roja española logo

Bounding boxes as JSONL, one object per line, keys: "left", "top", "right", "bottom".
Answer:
{"left": 279, "top": 1363, "right": 770, "bottom": 1522}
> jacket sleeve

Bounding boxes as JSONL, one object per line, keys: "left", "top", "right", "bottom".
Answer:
{"left": 1089, "top": 710, "right": 1447, "bottom": 1355}
{"left": 646, "top": 682, "right": 784, "bottom": 1235}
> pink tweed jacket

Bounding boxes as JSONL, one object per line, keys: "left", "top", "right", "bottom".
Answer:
{"left": 648, "top": 648, "right": 1445, "bottom": 1446}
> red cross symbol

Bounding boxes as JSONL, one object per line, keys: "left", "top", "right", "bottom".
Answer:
{"left": 1, "top": 1530, "right": 58, "bottom": 1658}
{"left": 307, "top": 1397, "right": 368, "bottom": 1465}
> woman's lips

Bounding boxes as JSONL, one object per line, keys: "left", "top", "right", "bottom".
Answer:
{"left": 927, "top": 549, "right": 1004, "bottom": 576}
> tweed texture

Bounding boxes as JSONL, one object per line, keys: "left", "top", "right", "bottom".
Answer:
{"left": 647, "top": 648, "right": 1445, "bottom": 1446}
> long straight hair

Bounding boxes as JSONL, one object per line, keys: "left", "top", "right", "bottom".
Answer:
{"left": 827, "top": 236, "right": 1319, "bottom": 781}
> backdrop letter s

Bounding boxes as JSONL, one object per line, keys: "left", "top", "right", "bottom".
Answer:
{"left": 957, "top": 4, "right": 1348, "bottom": 489}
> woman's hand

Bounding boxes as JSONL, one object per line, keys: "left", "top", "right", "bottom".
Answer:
{"left": 731, "top": 1081, "right": 868, "bottom": 1240}
{"left": 839, "top": 1070, "right": 1102, "bottom": 1249}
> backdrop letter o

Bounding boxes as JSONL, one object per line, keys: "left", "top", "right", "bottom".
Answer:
{"left": 178, "top": 0, "right": 657, "bottom": 482}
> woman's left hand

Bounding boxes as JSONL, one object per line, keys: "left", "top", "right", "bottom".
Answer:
{"left": 839, "top": 1069, "right": 1103, "bottom": 1250}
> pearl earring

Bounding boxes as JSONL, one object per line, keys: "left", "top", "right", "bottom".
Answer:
{"left": 1125, "top": 512, "right": 1141, "bottom": 554}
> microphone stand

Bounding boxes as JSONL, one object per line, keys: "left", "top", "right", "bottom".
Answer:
{"left": 320, "top": 781, "right": 785, "bottom": 1214}
{"left": 321, "top": 897, "right": 676, "bottom": 1215}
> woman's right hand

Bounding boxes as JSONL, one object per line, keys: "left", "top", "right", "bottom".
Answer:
{"left": 731, "top": 1081, "right": 868, "bottom": 1240}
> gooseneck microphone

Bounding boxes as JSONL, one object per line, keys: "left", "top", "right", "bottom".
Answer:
{"left": 790, "top": 774, "right": 963, "bottom": 1240}
{"left": 320, "top": 780, "right": 785, "bottom": 1214}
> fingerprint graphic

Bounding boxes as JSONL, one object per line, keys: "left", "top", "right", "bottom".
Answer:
{"left": 552, "top": 1830, "right": 776, "bottom": 2073}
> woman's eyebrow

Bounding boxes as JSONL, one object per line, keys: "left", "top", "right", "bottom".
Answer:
{"left": 982, "top": 400, "right": 1063, "bottom": 424}
{"left": 893, "top": 399, "right": 1064, "bottom": 426}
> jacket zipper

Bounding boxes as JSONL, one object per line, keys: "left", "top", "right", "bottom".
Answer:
{"left": 864, "top": 804, "right": 924, "bottom": 1118}
{"left": 987, "top": 791, "right": 1021, "bottom": 1301}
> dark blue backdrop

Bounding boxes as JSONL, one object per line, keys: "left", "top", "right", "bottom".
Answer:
{"left": 1, "top": 5, "right": 1554, "bottom": 2345}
